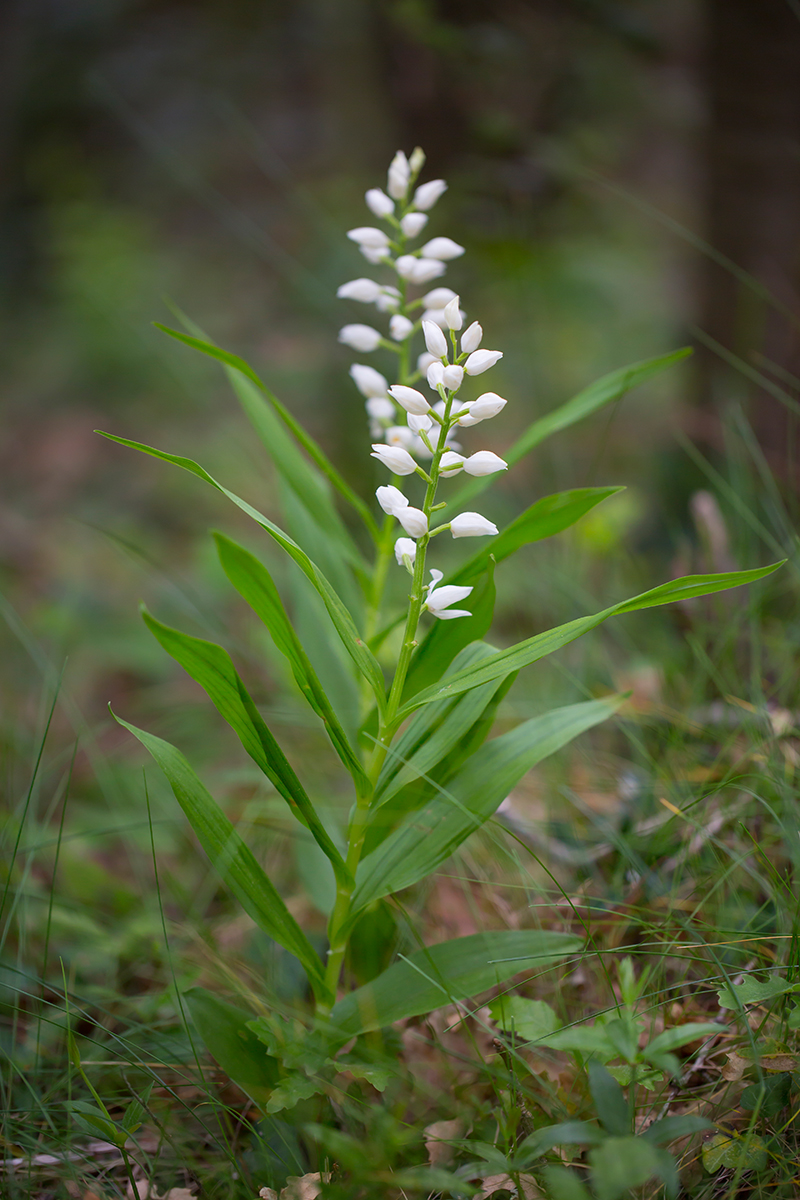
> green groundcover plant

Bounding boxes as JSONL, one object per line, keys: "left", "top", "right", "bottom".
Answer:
{"left": 97, "top": 148, "right": 782, "bottom": 1192}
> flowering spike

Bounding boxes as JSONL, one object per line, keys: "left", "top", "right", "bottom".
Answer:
{"left": 366, "top": 397, "right": 395, "bottom": 421}
{"left": 410, "top": 258, "right": 447, "bottom": 284}
{"left": 422, "top": 287, "right": 457, "bottom": 308}
{"left": 409, "top": 146, "right": 426, "bottom": 175}
{"left": 439, "top": 451, "right": 465, "bottom": 476}
{"left": 424, "top": 570, "right": 474, "bottom": 619}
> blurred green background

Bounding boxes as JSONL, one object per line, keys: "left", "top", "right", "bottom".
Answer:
{"left": 3, "top": 0, "right": 800, "bottom": 1093}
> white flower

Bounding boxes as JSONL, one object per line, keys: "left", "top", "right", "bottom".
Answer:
{"left": 426, "top": 361, "right": 445, "bottom": 390}
{"left": 394, "top": 537, "right": 417, "bottom": 569}
{"left": 411, "top": 258, "right": 447, "bottom": 283}
{"left": 461, "top": 321, "right": 482, "bottom": 353}
{"left": 376, "top": 485, "right": 409, "bottom": 515}
{"left": 366, "top": 396, "right": 395, "bottom": 420}
{"left": 396, "top": 506, "right": 428, "bottom": 537}
{"left": 421, "top": 308, "right": 447, "bottom": 329}
{"left": 443, "top": 296, "right": 463, "bottom": 330}
{"left": 350, "top": 363, "right": 389, "bottom": 397}
{"left": 365, "top": 188, "right": 395, "bottom": 218}
{"left": 421, "top": 236, "right": 465, "bottom": 261}
{"left": 422, "top": 320, "right": 448, "bottom": 358}
{"left": 414, "top": 179, "right": 448, "bottom": 211}
{"left": 463, "top": 450, "right": 508, "bottom": 476}
{"left": 339, "top": 324, "right": 382, "bottom": 352}
{"left": 417, "top": 351, "right": 437, "bottom": 374}
{"left": 360, "top": 244, "right": 391, "bottom": 264}
{"left": 450, "top": 511, "right": 499, "bottom": 538}
{"left": 465, "top": 349, "right": 503, "bottom": 375}
{"left": 400, "top": 212, "right": 429, "bottom": 237}
{"left": 375, "top": 292, "right": 400, "bottom": 313}
{"left": 394, "top": 255, "right": 418, "bottom": 279}
{"left": 409, "top": 146, "right": 426, "bottom": 174}
{"left": 388, "top": 150, "right": 411, "bottom": 200}
{"left": 439, "top": 450, "right": 465, "bottom": 475}
{"left": 422, "top": 287, "right": 458, "bottom": 308}
{"left": 412, "top": 435, "right": 434, "bottom": 459}
{"left": 371, "top": 443, "right": 417, "bottom": 474}
{"left": 408, "top": 412, "right": 432, "bottom": 434}
{"left": 443, "top": 364, "right": 464, "bottom": 390}
{"left": 424, "top": 569, "right": 473, "bottom": 619}
{"left": 385, "top": 425, "right": 416, "bottom": 448}
{"left": 390, "top": 314, "right": 415, "bottom": 341}
{"left": 347, "top": 226, "right": 390, "bottom": 248}
{"left": 337, "top": 277, "right": 382, "bottom": 303}
{"left": 388, "top": 384, "right": 430, "bottom": 415}
{"left": 463, "top": 392, "right": 507, "bottom": 424}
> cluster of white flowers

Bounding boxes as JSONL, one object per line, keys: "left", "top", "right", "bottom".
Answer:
{"left": 337, "top": 149, "right": 510, "bottom": 621}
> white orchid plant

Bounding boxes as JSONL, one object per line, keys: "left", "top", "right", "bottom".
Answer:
{"left": 97, "top": 147, "right": 779, "bottom": 1122}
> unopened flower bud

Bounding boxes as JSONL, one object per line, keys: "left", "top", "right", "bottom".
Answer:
{"left": 400, "top": 212, "right": 428, "bottom": 237}
{"left": 371, "top": 443, "right": 417, "bottom": 474}
{"left": 389, "top": 314, "right": 415, "bottom": 341}
{"left": 394, "top": 537, "right": 417, "bottom": 569}
{"left": 409, "top": 146, "right": 426, "bottom": 175}
{"left": 388, "top": 384, "right": 430, "bottom": 415}
{"left": 417, "top": 351, "right": 437, "bottom": 374}
{"left": 339, "top": 324, "right": 382, "bottom": 352}
{"left": 443, "top": 296, "right": 463, "bottom": 330}
{"left": 426, "top": 361, "right": 445, "bottom": 389}
{"left": 413, "top": 179, "right": 448, "bottom": 211}
{"left": 347, "top": 226, "right": 390, "bottom": 248}
{"left": 439, "top": 451, "right": 465, "bottom": 475}
{"left": 350, "top": 363, "right": 389, "bottom": 397}
{"left": 361, "top": 245, "right": 391, "bottom": 264}
{"left": 450, "top": 512, "right": 499, "bottom": 538}
{"left": 411, "top": 258, "right": 446, "bottom": 283}
{"left": 365, "top": 188, "right": 395, "bottom": 218}
{"left": 365, "top": 396, "right": 395, "bottom": 420}
{"left": 465, "top": 349, "right": 503, "bottom": 375}
{"left": 337, "top": 277, "right": 382, "bottom": 302}
{"left": 421, "top": 236, "right": 465, "bottom": 261}
{"left": 422, "top": 320, "right": 448, "bottom": 358}
{"left": 460, "top": 321, "right": 483, "bottom": 353}
{"left": 422, "top": 287, "right": 457, "bottom": 308}
{"left": 396, "top": 506, "right": 428, "bottom": 538}
{"left": 375, "top": 292, "right": 400, "bottom": 313}
{"left": 469, "top": 392, "right": 507, "bottom": 421}
{"left": 387, "top": 150, "right": 411, "bottom": 200}
{"left": 456, "top": 404, "right": 478, "bottom": 427}
{"left": 463, "top": 450, "right": 508, "bottom": 476}
{"left": 408, "top": 412, "right": 432, "bottom": 434}
{"left": 376, "top": 485, "right": 409, "bottom": 516}
{"left": 394, "top": 255, "right": 418, "bottom": 279}
{"left": 443, "top": 364, "right": 464, "bottom": 390}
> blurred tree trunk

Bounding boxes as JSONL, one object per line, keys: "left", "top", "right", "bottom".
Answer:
{"left": 700, "top": 0, "right": 800, "bottom": 474}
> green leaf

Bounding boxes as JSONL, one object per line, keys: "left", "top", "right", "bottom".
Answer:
{"left": 327, "top": 929, "right": 582, "bottom": 1039}
{"left": 353, "top": 696, "right": 623, "bottom": 912}
{"left": 215, "top": 533, "right": 368, "bottom": 790}
{"left": 402, "top": 561, "right": 497, "bottom": 699}
{"left": 68, "top": 1101, "right": 120, "bottom": 1144}
{"left": 388, "top": 1167, "right": 477, "bottom": 1196}
{"left": 374, "top": 643, "right": 507, "bottom": 809}
{"left": 265, "top": 1073, "right": 322, "bottom": 1114}
{"left": 441, "top": 349, "right": 692, "bottom": 516}
{"left": 395, "top": 563, "right": 784, "bottom": 721}
{"left": 717, "top": 974, "right": 800, "bottom": 1010}
{"left": 542, "top": 1166, "right": 592, "bottom": 1200}
{"left": 538, "top": 1025, "right": 616, "bottom": 1057}
{"left": 642, "top": 1115, "right": 714, "bottom": 1146}
{"left": 113, "top": 713, "right": 330, "bottom": 1003}
{"left": 141, "top": 608, "right": 352, "bottom": 886}
{"left": 588, "top": 1137, "right": 665, "bottom": 1200}
{"left": 155, "top": 322, "right": 379, "bottom": 538}
{"left": 643, "top": 1022, "right": 723, "bottom": 1057}
{"left": 518, "top": 1120, "right": 606, "bottom": 1161}
{"left": 702, "top": 1131, "right": 768, "bottom": 1174}
{"left": 96, "top": 432, "right": 387, "bottom": 714}
{"left": 588, "top": 1061, "right": 630, "bottom": 1137}
{"left": 488, "top": 995, "right": 561, "bottom": 1043}
{"left": 184, "top": 987, "right": 280, "bottom": 1104}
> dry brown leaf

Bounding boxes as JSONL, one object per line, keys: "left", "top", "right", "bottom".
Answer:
{"left": 722, "top": 1052, "right": 748, "bottom": 1082}
{"left": 258, "top": 1190, "right": 279, "bottom": 1200}
{"left": 477, "top": 1173, "right": 540, "bottom": 1199}
{"left": 424, "top": 1119, "right": 464, "bottom": 1166}
{"left": 281, "top": 1173, "right": 326, "bottom": 1200}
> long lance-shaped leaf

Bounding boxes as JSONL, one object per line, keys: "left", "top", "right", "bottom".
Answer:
{"left": 112, "top": 713, "right": 331, "bottom": 1003}
{"left": 404, "top": 488, "right": 621, "bottom": 698}
{"left": 326, "top": 930, "right": 582, "bottom": 1040}
{"left": 184, "top": 987, "right": 280, "bottom": 1105}
{"left": 352, "top": 696, "right": 624, "bottom": 914}
{"left": 440, "top": 348, "right": 691, "bottom": 518}
{"left": 395, "top": 562, "right": 783, "bottom": 723}
{"left": 96, "top": 432, "right": 387, "bottom": 715}
{"left": 141, "top": 608, "right": 351, "bottom": 887}
{"left": 154, "top": 323, "right": 379, "bottom": 539}
{"left": 214, "top": 533, "right": 370, "bottom": 793}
